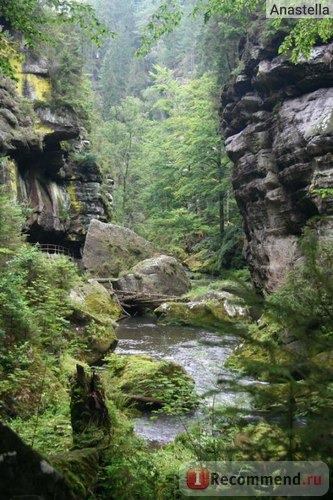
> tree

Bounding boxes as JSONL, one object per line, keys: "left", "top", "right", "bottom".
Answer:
{"left": 92, "top": 96, "right": 148, "bottom": 225}
{"left": 135, "top": 67, "right": 242, "bottom": 265}
{"left": 137, "top": 0, "right": 333, "bottom": 61}
{"left": 0, "top": 0, "right": 107, "bottom": 77}
{"left": 223, "top": 229, "right": 333, "bottom": 463}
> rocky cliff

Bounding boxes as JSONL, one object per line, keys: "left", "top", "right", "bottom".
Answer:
{"left": 0, "top": 52, "right": 109, "bottom": 256}
{"left": 221, "top": 24, "right": 333, "bottom": 292}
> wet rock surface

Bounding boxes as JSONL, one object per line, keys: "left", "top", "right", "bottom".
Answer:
{"left": 221, "top": 28, "right": 333, "bottom": 292}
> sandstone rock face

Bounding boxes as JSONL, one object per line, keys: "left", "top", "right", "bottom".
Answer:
{"left": 0, "top": 60, "right": 108, "bottom": 255}
{"left": 82, "top": 219, "right": 155, "bottom": 277}
{"left": 116, "top": 255, "right": 191, "bottom": 296}
{"left": 221, "top": 30, "right": 333, "bottom": 292}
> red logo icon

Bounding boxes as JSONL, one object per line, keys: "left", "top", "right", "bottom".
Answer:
{"left": 186, "top": 467, "right": 210, "bottom": 489}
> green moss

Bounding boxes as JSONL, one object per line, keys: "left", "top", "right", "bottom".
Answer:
{"left": 184, "top": 249, "right": 216, "bottom": 273}
{"left": 103, "top": 354, "right": 197, "bottom": 413}
{"left": 69, "top": 281, "right": 122, "bottom": 364}
{"left": 9, "top": 53, "right": 24, "bottom": 93}
{"left": 84, "top": 289, "right": 122, "bottom": 323}
{"left": 312, "top": 350, "right": 333, "bottom": 372}
{"left": 225, "top": 321, "right": 296, "bottom": 380}
{"left": 50, "top": 448, "right": 100, "bottom": 498}
{"left": 0, "top": 157, "right": 18, "bottom": 195}
{"left": 34, "top": 122, "right": 54, "bottom": 136}
{"left": 155, "top": 299, "right": 246, "bottom": 331}
{"left": 67, "top": 184, "right": 81, "bottom": 213}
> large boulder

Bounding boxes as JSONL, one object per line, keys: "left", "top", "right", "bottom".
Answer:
{"left": 82, "top": 219, "right": 155, "bottom": 278}
{"left": 116, "top": 255, "right": 191, "bottom": 296}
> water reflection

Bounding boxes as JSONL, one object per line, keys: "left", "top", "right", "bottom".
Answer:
{"left": 115, "top": 317, "right": 247, "bottom": 444}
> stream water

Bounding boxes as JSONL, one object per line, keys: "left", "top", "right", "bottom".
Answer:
{"left": 115, "top": 317, "right": 249, "bottom": 445}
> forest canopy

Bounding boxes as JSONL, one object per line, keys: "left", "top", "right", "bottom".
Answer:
{"left": 138, "top": 0, "right": 333, "bottom": 61}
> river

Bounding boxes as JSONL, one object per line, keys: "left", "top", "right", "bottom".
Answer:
{"left": 115, "top": 316, "right": 250, "bottom": 445}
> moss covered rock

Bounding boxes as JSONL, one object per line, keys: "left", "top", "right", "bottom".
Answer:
{"left": 50, "top": 448, "right": 100, "bottom": 499}
{"left": 103, "top": 354, "right": 197, "bottom": 413}
{"left": 69, "top": 280, "right": 122, "bottom": 364}
{"left": 312, "top": 350, "right": 333, "bottom": 372}
{"left": 225, "top": 320, "right": 302, "bottom": 380}
{"left": 155, "top": 291, "right": 247, "bottom": 331}
{"left": 184, "top": 249, "right": 217, "bottom": 273}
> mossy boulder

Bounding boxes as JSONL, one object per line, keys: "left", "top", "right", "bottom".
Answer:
{"left": 69, "top": 280, "right": 122, "bottom": 364}
{"left": 103, "top": 354, "right": 197, "bottom": 413}
{"left": 116, "top": 255, "right": 191, "bottom": 297}
{"left": 155, "top": 291, "right": 247, "bottom": 331}
{"left": 312, "top": 350, "right": 333, "bottom": 373}
{"left": 184, "top": 249, "right": 217, "bottom": 273}
{"left": 70, "top": 280, "right": 123, "bottom": 322}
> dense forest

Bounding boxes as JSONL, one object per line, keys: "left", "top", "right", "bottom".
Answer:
{"left": 0, "top": 0, "right": 333, "bottom": 498}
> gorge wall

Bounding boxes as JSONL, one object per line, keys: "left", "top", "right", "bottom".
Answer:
{"left": 221, "top": 23, "right": 333, "bottom": 292}
{"left": 0, "top": 51, "right": 109, "bottom": 256}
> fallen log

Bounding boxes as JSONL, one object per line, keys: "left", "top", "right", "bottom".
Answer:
{"left": 125, "top": 394, "right": 165, "bottom": 410}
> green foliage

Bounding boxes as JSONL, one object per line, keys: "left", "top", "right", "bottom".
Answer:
{"left": 9, "top": 403, "right": 72, "bottom": 454}
{"left": 312, "top": 187, "right": 333, "bottom": 199}
{"left": 224, "top": 230, "right": 333, "bottom": 463}
{"left": 0, "top": 187, "right": 25, "bottom": 258}
{"left": 104, "top": 354, "right": 198, "bottom": 415}
{"left": 275, "top": 18, "right": 333, "bottom": 62}
{"left": 136, "top": 1, "right": 183, "bottom": 57}
{"left": 138, "top": 0, "right": 333, "bottom": 62}
{"left": 0, "top": 0, "right": 108, "bottom": 77}
{"left": 92, "top": 63, "right": 243, "bottom": 272}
